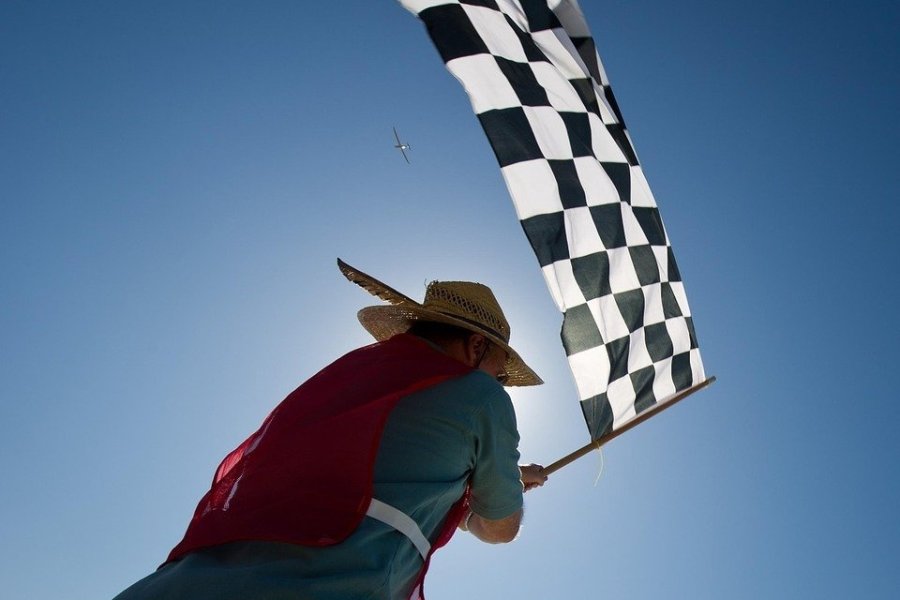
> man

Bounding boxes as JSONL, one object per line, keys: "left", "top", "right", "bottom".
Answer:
{"left": 114, "top": 259, "right": 547, "bottom": 600}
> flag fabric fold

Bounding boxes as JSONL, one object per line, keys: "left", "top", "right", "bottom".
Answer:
{"left": 399, "top": 0, "right": 705, "bottom": 440}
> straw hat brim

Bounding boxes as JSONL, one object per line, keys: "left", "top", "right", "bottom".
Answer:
{"left": 338, "top": 258, "right": 542, "bottom": 387}
{"left": 357, "top": 304, "right": 543, "bottom": 387}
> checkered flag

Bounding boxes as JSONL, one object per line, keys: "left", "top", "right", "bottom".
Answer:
{"left": 399, "top": 0, "right": 707, "bottom": 441}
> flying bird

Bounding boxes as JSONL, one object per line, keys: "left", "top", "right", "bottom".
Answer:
{"left": 393, "top": 127, "right": 411, "bottom": 164}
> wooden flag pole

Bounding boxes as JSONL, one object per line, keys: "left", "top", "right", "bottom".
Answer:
{"left": 543, "top": 376, "right": 717, "bottom": 476}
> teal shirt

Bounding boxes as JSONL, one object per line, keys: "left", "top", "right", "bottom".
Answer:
{"left": 115, "top": 369, "right": 523, "bottom": 600}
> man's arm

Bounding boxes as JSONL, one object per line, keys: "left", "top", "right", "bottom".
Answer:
{"left": 462, "top": 464, "right": 546, "bottom": 543}
{"left": 464, "top": 509, "right": 522, "bottom": 544}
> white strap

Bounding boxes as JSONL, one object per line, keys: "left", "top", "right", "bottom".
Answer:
{"left": 365, "top": 498, "right": 431, "bottom": 560}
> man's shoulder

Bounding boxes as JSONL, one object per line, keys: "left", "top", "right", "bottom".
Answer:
{"left": 436, "top": 369, "right": 507, "bottom": 397}
{"left": 404, "top": 370, "right": 511, "bottom": 422}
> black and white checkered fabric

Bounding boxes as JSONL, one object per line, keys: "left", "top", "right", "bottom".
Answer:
{"left": 399, "top": 0, "right": 705, "bottom": 440}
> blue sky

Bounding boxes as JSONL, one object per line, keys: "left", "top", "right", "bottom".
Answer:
{"left": 2, "top": 1, "right": 899, "bottom": 598}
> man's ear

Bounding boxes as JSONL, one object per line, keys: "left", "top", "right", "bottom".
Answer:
{"left": 465, "top": 334, "right": 488, "bottom": 365}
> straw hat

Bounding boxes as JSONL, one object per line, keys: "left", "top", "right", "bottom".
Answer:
{"left": 338, "top": 259, "right": 542, "bottom": 387}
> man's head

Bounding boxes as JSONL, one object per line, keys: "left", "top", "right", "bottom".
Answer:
{"left": 338, "top": 259, "right": 541, "bottom": 386}
{"left": 406, "top": 321, "right": 510, "bottom": 384}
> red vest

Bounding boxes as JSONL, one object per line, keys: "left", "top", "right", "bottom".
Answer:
{"left": 166, "top": 334, "right": 473, "bottom": 595}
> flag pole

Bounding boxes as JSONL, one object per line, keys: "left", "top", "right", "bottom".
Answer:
{"left": 543, "top": 376, "right": 716, "bottom": 476}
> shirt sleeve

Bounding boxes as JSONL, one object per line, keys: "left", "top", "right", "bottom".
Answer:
{"left": 468, "top": 378, "right": 523, "bottom": 520}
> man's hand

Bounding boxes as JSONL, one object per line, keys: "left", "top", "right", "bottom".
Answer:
{"left": 520, "top": 463, "right": 547, "bottom": 491}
